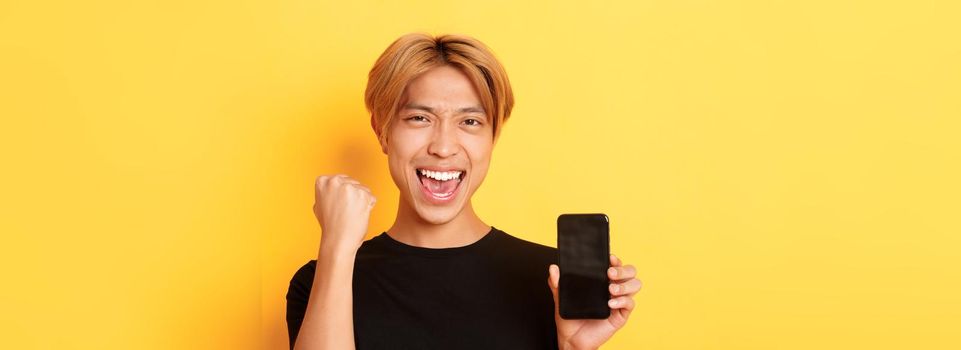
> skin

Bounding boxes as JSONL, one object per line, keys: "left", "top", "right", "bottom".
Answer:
{"left": 380, "top": 64, "right": 494, "bottom": 248}
{"left": 300, "top": 64, "right": 641, "bottom": 350}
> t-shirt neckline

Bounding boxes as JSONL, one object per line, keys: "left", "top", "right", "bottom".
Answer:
{"left": 376, "top": 226, "right": 501, "bottom": 257}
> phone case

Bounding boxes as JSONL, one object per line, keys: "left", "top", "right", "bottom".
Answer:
{"left": 557, "top": 213, "right": 611, "bottom": 319}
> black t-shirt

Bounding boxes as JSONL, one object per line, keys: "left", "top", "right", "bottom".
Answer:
{"left": 286, "top": 226, "right": 560, "bottom": 349}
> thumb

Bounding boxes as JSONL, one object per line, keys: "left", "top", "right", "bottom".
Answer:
{"left": 548, "top": 264, "right": 561, "bottom": 314}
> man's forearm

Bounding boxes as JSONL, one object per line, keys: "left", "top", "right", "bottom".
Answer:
{"left": 294, "top": 244, "right": 357, "bottom": 350}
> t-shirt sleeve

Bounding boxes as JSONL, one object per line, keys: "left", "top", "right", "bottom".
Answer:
{"left": 286, "top": 260, "right": 317, "bottom": 350}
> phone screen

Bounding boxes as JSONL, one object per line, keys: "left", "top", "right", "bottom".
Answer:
{"left": 557, "top": 213, "right": 610, "bottom": 319}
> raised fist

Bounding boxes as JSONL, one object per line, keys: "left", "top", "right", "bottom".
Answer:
{"left": 313, "top": 174, "right": 376, "bottom": 253}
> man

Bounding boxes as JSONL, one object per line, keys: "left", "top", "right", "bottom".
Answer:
{"left": 287, "top": 32, "right": 641, "bottom": 350}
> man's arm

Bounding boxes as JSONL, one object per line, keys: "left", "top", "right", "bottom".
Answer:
{"left": 293, "top": 174, "right": 376, "bottom": 350}
{"left": 292, "top": 244, "right": 358, "bottom": 350}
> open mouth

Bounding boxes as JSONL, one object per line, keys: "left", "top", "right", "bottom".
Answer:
{"left": 415, "top": 168, "right": 465, "bottom": 202}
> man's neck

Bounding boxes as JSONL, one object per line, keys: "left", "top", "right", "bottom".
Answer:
{"left": 385, "top": 200, "right": 491, "bottom": 249}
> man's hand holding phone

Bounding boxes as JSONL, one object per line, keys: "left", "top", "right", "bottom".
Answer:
{"left": 548, "top": 213, "right": 642, "bottom": 350}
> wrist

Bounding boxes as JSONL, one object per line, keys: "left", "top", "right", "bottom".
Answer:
{"left": 319, "top": 240, "right": 359, "bottom": 260}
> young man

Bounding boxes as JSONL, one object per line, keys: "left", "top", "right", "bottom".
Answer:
{"left": 286, "top": 33, "right": 641, "bottom": 350}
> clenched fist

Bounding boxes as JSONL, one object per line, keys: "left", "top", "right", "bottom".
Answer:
{"left": 313, "top": 174, "right": 377, "bottom": 254}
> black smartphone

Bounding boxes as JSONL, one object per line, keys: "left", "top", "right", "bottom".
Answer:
{"left": 557, "top": 213, "right": 611, "bottom": 319}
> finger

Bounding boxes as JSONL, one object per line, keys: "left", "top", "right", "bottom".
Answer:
{"left": 609, "top": 300, "right": 633, "bottom": 330}
{"left": 336, "top": 176, "right": 360, "bottom": 186}
{"left": 315, "top": 175, "right": 328, "bottom": 193}
{"left": 547, "top": 264, "right": 561, "bottom": 317}
{"left": 350, "top": 183, "right": 373, "bottom": 194}
{"left": 548, "top": 264, "right": 560, "bottom": 290}
{"left": 348, "top": 184, "right": 376, "bottom": 206}
{"left": 329, "top": 174, "right": 358, "bottom": 185}
{"left": 609, "top": 264, "right": 636, "bottom": 281}
{"left": 609, "top": 278, "right": 642, "bottom": 296}
{"left": 315, "top": 176, "right": 332, "bottom": 204}
{"left": 608, "top": 295, "right": 635, "bottom": 311}
{"left": 318, "top": 174, "right": 351, "bottom": 189}
{"left": 610, "top": 254, "right": 622, "bottom": 267}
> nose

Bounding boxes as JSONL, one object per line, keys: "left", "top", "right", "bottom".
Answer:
{"left": 427, "top": 120, "right": 459, "bottom": 158}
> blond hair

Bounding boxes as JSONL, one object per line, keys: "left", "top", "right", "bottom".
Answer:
{"left": 364, "top": 33, "right": 514, "bottom": 144}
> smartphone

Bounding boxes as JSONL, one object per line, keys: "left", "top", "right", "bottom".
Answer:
{"left": 557, "top": 213, "right": 611, "bottom": 319}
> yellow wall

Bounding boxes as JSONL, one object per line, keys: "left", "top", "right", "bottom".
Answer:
{"left": 2, "top": 0, "right": 959, "bottom": 349}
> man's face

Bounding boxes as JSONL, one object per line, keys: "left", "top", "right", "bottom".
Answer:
{"left": 381, "top": 65, "right": 494, "bottom": 225}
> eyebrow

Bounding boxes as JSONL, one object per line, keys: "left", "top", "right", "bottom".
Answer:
{"left": 403, "top": 103, "right": 486, "bottom": 115}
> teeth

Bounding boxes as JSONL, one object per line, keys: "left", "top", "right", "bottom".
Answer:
{"left": 418, "top": 169, "right": 463, "bottom": 181}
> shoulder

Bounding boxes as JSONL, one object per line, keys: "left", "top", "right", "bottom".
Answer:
{"left": 286, "top": 260, "right": 316, "bottom": 302}
{"left": 494, "top": 227, "right": 558, "bottom": 265}
{"left": 292, "top": 259, "right": 317, "bottom": 278}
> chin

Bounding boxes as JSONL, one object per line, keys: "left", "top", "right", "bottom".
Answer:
{"left": 415, "top": 207, "right": 460, "bottom": 225}
{"left": 407, "top": 191, "right": 468, "bottom": 225}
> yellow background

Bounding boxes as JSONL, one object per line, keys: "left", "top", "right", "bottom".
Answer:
{"left": 2, "top": 0, "right": 959, "bottom": 349}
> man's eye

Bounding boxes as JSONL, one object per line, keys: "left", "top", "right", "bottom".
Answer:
{"left": 408, "top": 115, "right": 428, "bottom": 122}
{"left": 464, "top": 118, "right": 481, "bottom": 126}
